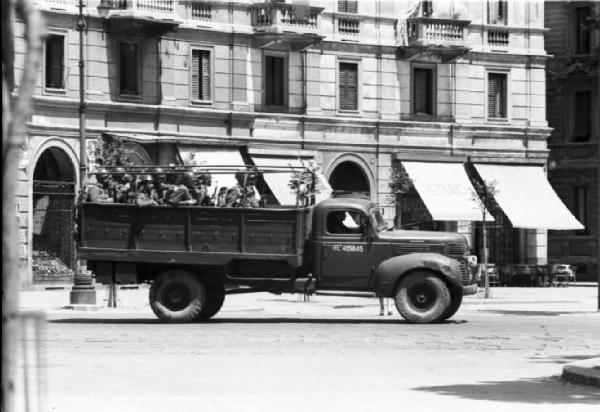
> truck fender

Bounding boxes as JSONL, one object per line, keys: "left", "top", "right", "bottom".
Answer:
{"left": 374, "top": 253, "right": 462, "bottom": 297}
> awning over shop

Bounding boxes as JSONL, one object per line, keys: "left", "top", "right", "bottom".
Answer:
{"left": 474, "top": 164, "right": 584, "bottom": 230}
{"left": 251, "top": 157, "right": 332, "bottom": 206}
{"left": 251, "top": 157, "right": 306, "bottom": 206}
{"left": 401, "top": 161, "right": 492, "bottom": 221}
{"left": 176, "top": 145, "right": 246, "bottom": 190}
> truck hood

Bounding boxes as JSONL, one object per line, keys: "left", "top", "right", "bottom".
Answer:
{"left": 378, "top": 229, "right": 467, "bottom": 244}
{"left": 378, "top": 230, "right": 469, "bottom": 258}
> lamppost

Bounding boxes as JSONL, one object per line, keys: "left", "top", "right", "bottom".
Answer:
{"left": 69, "top": 0, "right": 96, "bottom": 305}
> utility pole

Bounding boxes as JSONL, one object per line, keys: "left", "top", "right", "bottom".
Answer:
{"left": 69, "top": 0, "right": 97, "bottom": 305}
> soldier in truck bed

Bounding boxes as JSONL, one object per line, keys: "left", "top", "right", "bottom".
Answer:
{"left": 226, "top": 170, "right": 260, "bottom": 208}
{"left": 166, "top": 171, "right": 197, "bottom": 206}
{"left": 135, "top": 174, "right": 158, "bottom": 207}
{"left": 87, "top": 169, "right": 114, "bottom": 203}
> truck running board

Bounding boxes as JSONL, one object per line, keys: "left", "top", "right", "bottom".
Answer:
{"left": 315, "top": 291, "right": 377, "bottom": 298}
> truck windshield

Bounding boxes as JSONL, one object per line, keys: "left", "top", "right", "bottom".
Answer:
{"left": 370, "top": 208, "right": 388, "bottom": 232}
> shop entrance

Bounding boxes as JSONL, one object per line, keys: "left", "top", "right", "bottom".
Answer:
{"left": 32, "top": 147, "right": 76, "bottom": 283}
{"left": 329, "top": 161, "right": 370, "bottom": 196}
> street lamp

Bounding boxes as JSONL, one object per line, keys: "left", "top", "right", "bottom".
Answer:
{"left": 70, "top": 0, "right": 96, "bottom": 305}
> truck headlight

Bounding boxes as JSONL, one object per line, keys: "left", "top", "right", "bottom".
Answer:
{"left": 467, "top": 255, "right": 478, "bottom": 267}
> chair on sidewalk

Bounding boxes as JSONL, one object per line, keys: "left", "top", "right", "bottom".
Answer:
{"left": 486, "top": 263, "right": 500, "bottom": 287}
{"left": 553, "top": 264, "right": 576, "bottom": 287}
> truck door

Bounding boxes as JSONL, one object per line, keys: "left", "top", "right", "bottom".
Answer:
{"left": 317, "top": 209, "right": 372, "bottom": 289}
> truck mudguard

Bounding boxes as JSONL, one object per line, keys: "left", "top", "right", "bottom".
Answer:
{"left": 374, "top": 252, "right": 463, "bottom": 297}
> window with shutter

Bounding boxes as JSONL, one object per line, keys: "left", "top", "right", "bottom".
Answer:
{"left": 421, "top": 1, "right": 433, "bottom": 17}
{"left": 339, "top": 62, "right": 358, "bottom": 111}
{"left": 572, "top": 91, "right": 591, "bottom": 142}
{"left": 575, "top": 7, "right": 591, "bottom": 54}
{"left": 487, "top": 73, "right": 507, "bottom": 119}
{"left": 413, "top": 68, "right": 434, "bottom": 115}
{"left": 191, "top": 49, "right": 211, "bottom": 101}
{"left": 45, "top": 35, "right": 64, "bottom": 90}
{"left": 120, "top": 42, "right": 139, "bottom": 96}
{"left": 338, "top": 0, "right": 357, "bottom": 13}
{"left": 487, "top": 1, "right": 508, "bottom": 25}
{"left": 265, "top": 56, "right": 285, "bottom": 106}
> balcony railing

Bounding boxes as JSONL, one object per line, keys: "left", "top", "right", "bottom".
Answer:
{"left": 338, "top": 17, "right": 360, "bottom": 36}
{"left": 487, "top": 29, "right": 509, "bottom": 47}
{"left": 407, "top": 17, "right": 469, "bottom": 46}
{"left": 250, "top": 3, "right": 322, "bottom": 32}
{"left": 34, "top": 0, "right": 76, "bottom": 12}
{"left": 98, "top": 0, "right": 176, "bottom": 17}
{"left": 191, "top": 2, "right": 212, "bottom": 22}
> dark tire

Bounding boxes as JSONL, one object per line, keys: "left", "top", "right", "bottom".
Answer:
{"left": 197, "top": 282, "right": 226, "bottom": 321}
{"left": 440, "top": 289, "right": 463, "bottom": 321}
{"left": 394, "top": 272, "right": 451, "bottom": 324}
{"left": 150, "top": 270, "right": 206, "bottom": 323}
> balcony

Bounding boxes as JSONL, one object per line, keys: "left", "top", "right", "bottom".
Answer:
{"left": 97, "top": 0, "right": 180, "bottom": 36}
{"left": 249, "top": 2, "right": 324, "bottom": 50}
{"left": 337, "top": 17, "right": 360, "bottom": 36}
{"left": 250, "top": 3, "right": 323, "bottom": 34}
{"left": 400, "top": 17, "right": 470, "bottom": 62}
{"left": 407, "top": 17, "right": 469, "bottom": 47}
{"left": 487, "top": 29, "right": 509, "bottom": 47}
{"left": 34, "top": 0, "right": 77, "bottom": 12}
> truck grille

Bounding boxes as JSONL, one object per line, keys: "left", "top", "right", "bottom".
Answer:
{"left": 447, "top": 243, "right": 466, "bottom": 258}
{"left": 459, "top": 260, "right": 470, "bottom": 285}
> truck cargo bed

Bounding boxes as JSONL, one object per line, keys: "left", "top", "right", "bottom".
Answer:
{"left": 78, "top": 203, "right": 309, "bottom": 267}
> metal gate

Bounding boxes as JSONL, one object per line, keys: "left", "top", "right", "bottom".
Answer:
{"left": 31, "top": 181, "right": 76, "bottom": 282}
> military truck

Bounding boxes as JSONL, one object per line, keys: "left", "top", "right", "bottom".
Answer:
{"left": 78, "top": 168, "right": 478, "bottom": 324}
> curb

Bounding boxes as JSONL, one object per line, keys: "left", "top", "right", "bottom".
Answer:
{"left": 561, "top": 358, "right": 600, "bottom": 387}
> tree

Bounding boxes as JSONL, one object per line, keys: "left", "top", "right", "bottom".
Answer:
{"left": 470, "top": 179, "right": 499, "bottom": 299}
{"left": 2, "top": 1, "right": 43, "bottom": 410}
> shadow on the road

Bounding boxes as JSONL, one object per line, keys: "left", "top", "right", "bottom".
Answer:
{"left": 529, "top": 354, "right": 600, "bottom": 365}
{"left": 477, "top": 309, "right": 592, "bottom": 316}
{"left": 415, "top": 376, "right": 600, "bottom": 404}
{"left": 49, "top": 317, "right": 469, "bottom": 325}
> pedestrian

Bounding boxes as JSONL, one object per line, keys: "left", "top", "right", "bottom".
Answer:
{"left": 379, "top": 297, "right": 393, "bottom": 316}
{"left": 153, "top": 167, "right": 169, "bottom": 204}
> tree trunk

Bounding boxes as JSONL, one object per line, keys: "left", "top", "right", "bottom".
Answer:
{"left": 2, "top": 1, "right": 43, "bottom": 410}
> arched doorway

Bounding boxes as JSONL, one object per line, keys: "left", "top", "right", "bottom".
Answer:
{"left": 329, "top": 161, "right": 370, "bottom": 196}
{"left": 32, "top": 147, "right": 77, "bottom": 283}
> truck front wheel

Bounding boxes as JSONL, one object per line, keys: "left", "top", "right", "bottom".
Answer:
{"left": 150, "top": 271, "right": 206, "bottom": 323}
{"left": 394, "top": 272, "right": 451, "bottom": 324}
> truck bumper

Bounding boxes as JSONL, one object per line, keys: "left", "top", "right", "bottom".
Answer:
{"left": 462, "top": 284, "right": 478, "bottom": 296}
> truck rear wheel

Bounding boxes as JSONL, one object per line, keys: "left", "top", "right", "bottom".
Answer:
{"left": 394, "top": 272, "right": 451, "bottom": 324}
{"left": 440, "top": 289, "right": 463, "bottom": 321}
{"left": 197, "top": 282, "right": 226, "bottom": 321}
{"left": 150, "top": 271, "right": 206, "bottom": 323}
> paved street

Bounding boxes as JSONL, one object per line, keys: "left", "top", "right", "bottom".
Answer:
{"left": 18, "top": 287, "right": 600, "bottom": 412}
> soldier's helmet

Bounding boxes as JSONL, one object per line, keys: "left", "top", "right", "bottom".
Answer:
{"left": 179, "top": 171, "right": 196, "bottom": 187}
{"left": 123, "top": 173, "right": 134, "bottom": 183}
{"left": 235, "top": 170, "right": 246, "bottom": 185}
{"left": 139, "top": 174, "right": 153, "bottom": 184}
{"left": 153, "top": 167, "right": 167, "bottom": 181}
{"left": 96, "top": 168, "right": 110, "bottom": 180}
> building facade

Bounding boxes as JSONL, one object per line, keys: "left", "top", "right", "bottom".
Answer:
{"left": 545, "top": 1, "right": 599, "bottom": 282}
{"left": 14, "top": 0, "right": 561, "bottom": 287}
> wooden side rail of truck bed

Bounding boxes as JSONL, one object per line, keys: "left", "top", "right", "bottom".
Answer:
{"left": 78, "top": 203, "right": 310, "bottom": 267}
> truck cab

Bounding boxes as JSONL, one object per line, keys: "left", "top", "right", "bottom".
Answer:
{"left": 309, "top": 194, "right": 477, "bottom": 323}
